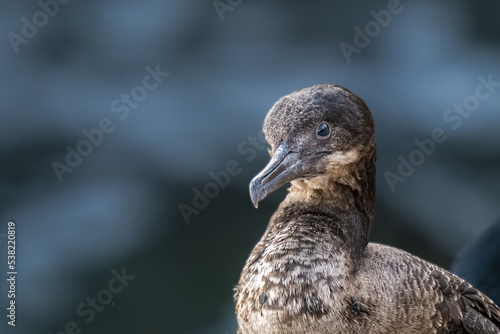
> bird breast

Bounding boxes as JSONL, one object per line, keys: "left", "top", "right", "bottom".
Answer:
{"left": 235, "top": 233, "right": 357, "bottom": 334}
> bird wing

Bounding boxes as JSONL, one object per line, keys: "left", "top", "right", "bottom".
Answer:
{"left": 364, "top": 244, "right": 500, "bottom": 333}
{"left": 430, "top": 269, "right": 500, "bottom": 333}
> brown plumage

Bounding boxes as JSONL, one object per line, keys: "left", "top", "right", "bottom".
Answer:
{"left": 234, "top": 84, "right": 500, "bottom": 334}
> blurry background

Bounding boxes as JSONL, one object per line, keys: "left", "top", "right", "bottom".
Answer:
{"left": 0, "top": 0, "right": 499, "bottom": 333}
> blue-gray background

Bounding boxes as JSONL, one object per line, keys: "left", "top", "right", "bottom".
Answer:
{"left": 0, "top": 1, "right": 499, "bottom": 333}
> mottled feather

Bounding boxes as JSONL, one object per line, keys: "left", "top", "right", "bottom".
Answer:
{"left": 235, "top": 84, "right": 500, "bottom": 334}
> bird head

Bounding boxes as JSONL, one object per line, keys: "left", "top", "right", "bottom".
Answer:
{"left": 250, "top": 84, "right": 376, "bottom": 208}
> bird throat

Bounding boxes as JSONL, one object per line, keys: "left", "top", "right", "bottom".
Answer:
{"left": 278, "top": 154, "right": 376, "bottom": 256}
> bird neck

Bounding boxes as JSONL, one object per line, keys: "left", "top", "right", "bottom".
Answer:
{"left": 273, "top": 154, "right": 376, "bottom": 256}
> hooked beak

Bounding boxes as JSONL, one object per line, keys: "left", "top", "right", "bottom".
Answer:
{"left": 249, "top": 143, "right": 301, "bottom": 208}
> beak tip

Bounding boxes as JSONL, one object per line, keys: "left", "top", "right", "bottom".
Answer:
{"left": 249, "top": 177, "right": 262, "bottom": 209}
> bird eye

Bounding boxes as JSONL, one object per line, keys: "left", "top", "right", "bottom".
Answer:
{"left": 316, "top": 123, "right": 330, "bottom": 139}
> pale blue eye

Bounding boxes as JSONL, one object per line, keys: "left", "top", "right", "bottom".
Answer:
{"left": 317, "top": 123, "right": 330, "bottom": 137}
